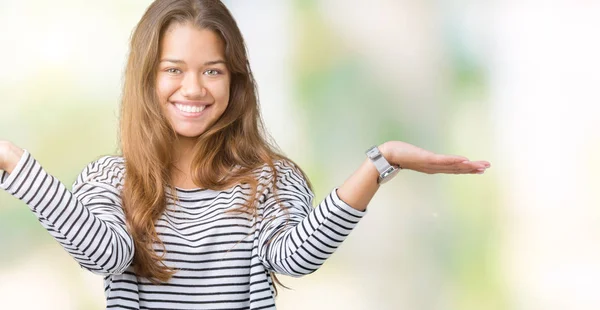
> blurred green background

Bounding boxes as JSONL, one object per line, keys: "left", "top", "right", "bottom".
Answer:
{"left": 1, "top": 1, "right": 599, "bottom": 309}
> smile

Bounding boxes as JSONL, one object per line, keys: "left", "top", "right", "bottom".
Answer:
{"left": 170, "top": 101, "right": 212, "bottom": 119}
{"left": 175, "top": 103, "right": 206, "bottom": 113}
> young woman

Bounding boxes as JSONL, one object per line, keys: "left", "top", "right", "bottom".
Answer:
{"left": 0, "top": 0, "right": 490, "bottom": 309}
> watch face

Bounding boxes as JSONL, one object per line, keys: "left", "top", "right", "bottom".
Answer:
{"left": 379, "top": 167, "right": 400, "bottom": 184}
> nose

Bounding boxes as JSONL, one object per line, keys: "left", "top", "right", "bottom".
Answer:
{"left": 180, "top": 73, "right": 206, "bottom": 98}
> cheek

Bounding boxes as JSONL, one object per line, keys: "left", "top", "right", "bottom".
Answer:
{"left": 214, "top": 80, "right": 231, "bottom": 104}
{"left": 156, "top": 77, "right": 177, "bottom": 102}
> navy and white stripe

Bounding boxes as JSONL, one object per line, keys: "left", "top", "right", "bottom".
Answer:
{"left": 1, "top": 151, "right": 366, "bottom": 309}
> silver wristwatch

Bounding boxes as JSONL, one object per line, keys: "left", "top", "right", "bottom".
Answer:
{"left": 365, "top": 145, "right": 400, "bottom": 184}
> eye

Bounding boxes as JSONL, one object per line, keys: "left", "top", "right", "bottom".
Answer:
{"left": 203, "top": 69, "right": 221, "bottom": 76}
{"left": 165, "top": 68, "right": 182, "bottom": 74}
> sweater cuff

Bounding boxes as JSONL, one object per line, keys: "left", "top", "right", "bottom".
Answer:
{"left": 331, "top": 187, "right": 367, "bottom": 219}
{"left": 0, "top": 150, "right": 33, "bottom": 193}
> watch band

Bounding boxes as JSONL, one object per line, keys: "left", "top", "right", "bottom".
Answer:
{"left": 365, "top": 145, "right": 401, "bottom": 184}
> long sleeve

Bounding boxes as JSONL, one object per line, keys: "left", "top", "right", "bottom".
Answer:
{"left": 257, "top": 160, "right": 366, "bottom": 277}
{"left": 0, "top": 151, "right": 134, "bottom": 275}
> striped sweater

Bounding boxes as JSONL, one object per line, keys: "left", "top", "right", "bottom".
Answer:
{"left": 0, "top": 151, "right": 366, "bottom": 309}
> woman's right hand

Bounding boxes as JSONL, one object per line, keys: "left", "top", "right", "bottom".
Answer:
{"left": 0, "top": 141, "right": 24, "bottom": 174}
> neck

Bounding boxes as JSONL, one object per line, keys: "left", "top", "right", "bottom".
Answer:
{"left": 171, "top": 136, "right": 199, "bottom": 189}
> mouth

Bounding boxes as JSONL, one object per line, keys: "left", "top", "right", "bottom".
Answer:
{"left": 170, "top": 101, "right": 211, "bottom": 117}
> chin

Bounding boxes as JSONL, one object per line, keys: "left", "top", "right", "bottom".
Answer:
{"left": 173, "top": 127, "right": 208, "bottom": 139}
{"left": 176, "top": 132, "right": 205, "bottom": 139}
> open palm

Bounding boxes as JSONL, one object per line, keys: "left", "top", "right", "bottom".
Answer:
{"left": 381, "top": 141, "right": 490, "bottom": 175}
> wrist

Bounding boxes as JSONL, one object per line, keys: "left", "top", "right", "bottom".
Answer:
{"left": 366, "top": 143, "right": 400, "bottom": 184}
{"left": 0, "top": 143, "right": 24, "bottom": 174}
{"left": 378, "top": 142, "right": 393, "bottom": 163}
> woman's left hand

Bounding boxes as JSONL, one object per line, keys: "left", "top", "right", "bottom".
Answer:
{"left": 380, "top": 141, "right": 490, "bottom": 175}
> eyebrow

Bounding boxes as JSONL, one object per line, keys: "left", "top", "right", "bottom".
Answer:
{"left": 160, "top": 59, "right": 227, "bottom": 66}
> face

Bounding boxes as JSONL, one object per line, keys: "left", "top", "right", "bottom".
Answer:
{"left": 156, "top": 23, "right": 230, "bottom": 139}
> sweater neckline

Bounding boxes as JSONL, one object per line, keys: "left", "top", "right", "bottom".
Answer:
{"left": 173, "top": 186, "right": 206, "bottom": 193}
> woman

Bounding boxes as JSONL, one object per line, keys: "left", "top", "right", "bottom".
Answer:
{"left": 0, "top": 0, "right": 490, "bottom": 309}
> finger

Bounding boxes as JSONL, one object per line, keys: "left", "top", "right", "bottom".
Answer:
{"left": 422, "top": 157, "right": 490, "bottom": 174}
{"left": 428, "top": 167, "right": 466, "bottom": 174}
{"left": 432, "top": 154, "right": 470, "bottom": 165}
{"left": 448, "top": 155, "right": 469, "bottom": 162}
{"left": 448, "top": 168, "right": 485, "bottom": 175}
{"left": 431, "top": 165, "right": 487, "bottom": 174}
{"left": 465, "top": 163, "right": 489, "bottom": 170}
{"left": 431, "top": 161, "right": 486, "bottom": 172}
{"left": 466, "top": 160, "right": 491, "bottom": 168}
{"left": 455, "top": 159, "right": 489, "bottom": 168}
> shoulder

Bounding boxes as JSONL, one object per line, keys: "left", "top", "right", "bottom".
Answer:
{"left": 254, "top": 159, "right": 301, "bottom": 179}
{"left": 254, "top": 159, "right": 311, "bottom": 192}
{"left": 74, "top": 155, "right": 125, "bottom": 191}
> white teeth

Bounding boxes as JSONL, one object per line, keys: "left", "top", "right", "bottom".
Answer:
{"left": 175, "top": 104, "right": 206, "bottom": 113}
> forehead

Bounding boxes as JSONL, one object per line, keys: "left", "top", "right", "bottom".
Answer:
{"left": 160, "top": 22, "right": 225, "bottom": 62}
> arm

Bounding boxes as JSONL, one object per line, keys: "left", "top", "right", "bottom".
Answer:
{"left": 0, "top": 142, "right": 134, "bottom": 275}
{"left": 337, "top": 141, "right": 491, "bottom": 211}
{"left": 257, "top": 141, "right": 490, "bottom": 276}
{"left": 257, "top": 160, "right": 365, "bottom": 277}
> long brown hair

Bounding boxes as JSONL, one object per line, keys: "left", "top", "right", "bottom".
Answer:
{"left": 119, "top": 0, "right": 310, "bottom": 287}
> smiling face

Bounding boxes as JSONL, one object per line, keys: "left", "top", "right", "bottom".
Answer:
{"left": 156, "top": 22, "right": 231, "bottom": 139}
